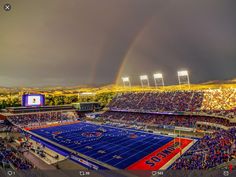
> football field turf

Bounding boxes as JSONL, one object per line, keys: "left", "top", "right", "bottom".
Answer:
{"left": 30, "top": 122, "right": 193, "bottom": 170}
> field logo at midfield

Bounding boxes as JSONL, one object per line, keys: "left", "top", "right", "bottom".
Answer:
{"left": 81, "top": 131, "right": 103, "bottom": 138}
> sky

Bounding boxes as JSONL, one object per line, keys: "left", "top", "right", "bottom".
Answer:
{"left": 0, "top": 0, "right": 236, "bottom": 87}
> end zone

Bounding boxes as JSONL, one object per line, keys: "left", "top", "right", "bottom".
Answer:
{"left": 127, "top": 138, "right": 194, "bottom": 170}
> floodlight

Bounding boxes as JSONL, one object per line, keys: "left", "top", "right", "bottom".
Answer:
{"left": 121, "top": 76, "right": 131, "bottom": 87}
{"left": 140, "top": 75, "right": 149, "bottom": 87}
{"left": 177, "top": 70, "right": 188, "bottom": 77}
{"left": 153, "top": 73, "right": 163, "bottom": 79}
{"left": 140, "top": 75, "right": 148, "bottom": 80}
{"left": 153, "top": 73, "right": 164, "bottom": 87}
{"left": 122, "top": 77, "right": 130, "bottom": 82}
{"left": 177, "top": 70, "right": 190, "bottom": 86}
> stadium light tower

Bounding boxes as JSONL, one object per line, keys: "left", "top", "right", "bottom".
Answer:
{"left": 177, "top": 70, "right": 190, "bottom": 86}
{"left": 122, "top": 77, "right": 131, "bottom": 87}
{"left": 153, "top": 73, "right": 164, "bottom": 88}
{"left": 140, "top": 75, "right": 150, "bottom": 87}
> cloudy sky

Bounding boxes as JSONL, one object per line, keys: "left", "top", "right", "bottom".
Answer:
{"left": 0, "top": 0, "right": 236, "bottom": 87}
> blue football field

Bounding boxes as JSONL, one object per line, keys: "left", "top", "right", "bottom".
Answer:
{"left": 30, "top": 122, "right": 173, "bottom": 169}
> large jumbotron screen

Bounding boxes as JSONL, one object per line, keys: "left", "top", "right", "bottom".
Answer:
{"left": 22, "top": 94, "right": 45, "bottom": 107}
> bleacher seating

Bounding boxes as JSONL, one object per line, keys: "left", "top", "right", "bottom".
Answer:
{"left": 7, "top": 111, "right": 78, "bottom": 127}
{"left": 172, "top": 128, "right": 236, "bottom": 169}
{"left": 0, "top": 137, "right": 33, "bottom": 170}
{"left": 102, "top": 111, "right": 233, "bottom": 128}
{"left": 108, "top": 89, "right": 236, "bottom": 119}
{"left": 109, "top": 91, "right": 204, "bottom": 112}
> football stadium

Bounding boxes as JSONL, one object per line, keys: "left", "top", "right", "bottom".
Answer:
{"left": 1, "top": 0, "right": 236, "bottom": 177}
{"left": 0, "top": 86, "right": 235, "bottom": 177}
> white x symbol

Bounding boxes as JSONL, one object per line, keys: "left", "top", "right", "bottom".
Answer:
{"left": 4, "top": 4, "right": 11, "bottom": 11}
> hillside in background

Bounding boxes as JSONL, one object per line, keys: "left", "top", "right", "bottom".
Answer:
{"left": 0, "top": 79, "right": 236, "bottom": 94}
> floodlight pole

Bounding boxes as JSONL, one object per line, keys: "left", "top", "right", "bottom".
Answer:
{"left": 154, "top": 78, "right": 157, "bottom": 88}
{"left": 178, "top": 75, "right": 181, "bottom": 85}
{"left": 161, "top": 77, "right": 164, "bottom": 87}
{"left": 122, "top": 77, "right": 131, "bottom": 88}
{"left": 177, "top": 71, "right": 190, "bottom": 87}
{"left": 140, "top": 75, "right": 149, "bottom": 88}
{"left": 154, "top": 78, "right": 164, "bottom": 88}
{"left": 140, "top": 79, "right": 149, "bottom": 87}
{"left": 128, "top": 81, "right": 131, "bottom": 87}
{"left": 122, "top": 80, "right": 126, "bottom": 87}
{"left": 153, "top": 73, "right": 164, "bottom": 88}
{"left": 187, "top": 75, "right": 190, "bottom": 89}
{"left": 187, "top": 75, "right": 190, "bottom": 85}
{"left": 140, "top": 79, "right": 144, "bottom": 87}
{"left": 146, "top": 78, "right": 150, "bottom": 87}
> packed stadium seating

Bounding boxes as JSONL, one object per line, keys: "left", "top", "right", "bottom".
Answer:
{"left": 8, "top": 111, "right": 77, "bottom": 127}
{"left": 201, "top": 89, "right": 236, "bottom": 111}
{"left": 172, "top": 128, "right": 236, "bottom": 169}
{"left": 109, "top": 91, "right": 204, "bottom": 112}
{"left": 108, "top": 89, "right": 236, "bottom": 119}
{"left": 199, "top": 109, "right": 236, "bottom": 119}
{"left": 102, "top": 111, "right": 234, "bottom": 128}
{"left": 0, "top": 124, "right": 11, "bottom": 132}
{"left": 0, "top": 137, "right": 33, "bottom": 169}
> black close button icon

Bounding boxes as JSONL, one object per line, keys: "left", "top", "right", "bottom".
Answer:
{"left": 3, "top": 3, "right": 12, "bottom": 11}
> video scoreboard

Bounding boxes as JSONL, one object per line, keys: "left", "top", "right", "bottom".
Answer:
{"left": 22, "top": 94, "right": 45, "bottom": 107}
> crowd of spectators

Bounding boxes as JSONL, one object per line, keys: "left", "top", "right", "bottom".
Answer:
{"left": 199, "top": 88, "right": 236, "bottom": 119}
{"left": 109, "top": 92, "right": 146, "bottom": 110}
{"left": 102, "top": 111, "right": 234, "bottom": 128}
{"left": 109, "top": 91, "right": 204, "bottom": 112}
{"left": 8, "top": 111, "right": 78, "bottom": 127}
{"left": 0, "top": 124, "right": 12, "bottom": 132}
{"left": 108, "top": 88, "right": 236, "bottom": 119}
{"left": 172, "top": 128, "right": 236, "bottom": 169}
{"left": 0, "top": 137, "right": 33, "bottom": 170}
{"left": 201, "top": 89, "right": 236, "bottom": 111}
{"left": 199, "top": 109, "right": 236, "bottom": 119}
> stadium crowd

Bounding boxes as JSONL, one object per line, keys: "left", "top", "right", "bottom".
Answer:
{"left": 109, "top": 89, "right": 236, "bottom": 119}
{"left": 0, "top": 137, "right": 33, "bottom": 169}
{"left": 109, "top": 91, "right": 204, "bottom": 112}
{"left": 8, "top": 111, "right": 77, "bottom": 127}
{"left": 201, "top": 89, "right": 236, "bottom": 111}
{"left": 172, "top": 128, "right": 236, "bottom": 169}
{"left": 102, "top": 111, "right": 234, "bottom": 128}
{"left": 0, "top": 124, "right": 12, "bottom": 132}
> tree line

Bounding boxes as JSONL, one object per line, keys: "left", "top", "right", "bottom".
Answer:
{"left": 0, "top": 92, "right": 116, "bottom": 109}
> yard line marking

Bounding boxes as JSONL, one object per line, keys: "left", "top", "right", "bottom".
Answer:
{"left": 111, "top": 137, "right": 171, "bottom": 167}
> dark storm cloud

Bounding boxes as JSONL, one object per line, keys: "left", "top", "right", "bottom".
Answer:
{"left": 118, "top": 0, "right": 236, "bottom": 85}
{"left": 0, "top": 0, "right": 235, "bottom": 87}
